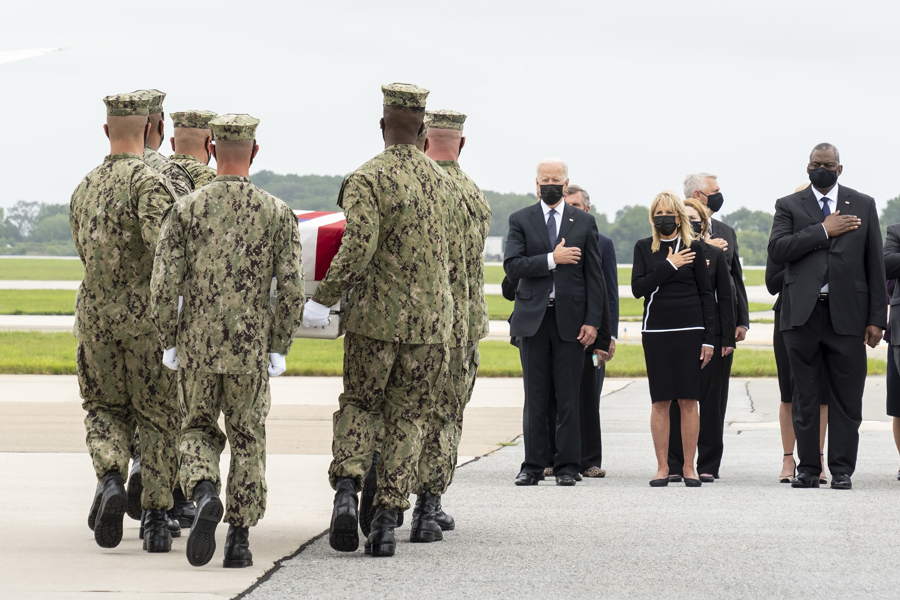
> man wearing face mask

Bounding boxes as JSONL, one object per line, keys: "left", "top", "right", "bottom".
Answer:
{"left": 504, "top": 158, "right": 608, "bottom": 487}
{"left": 169, "top": 110, "right": 218, "bottom": 190}
{"left": 768, "top": 143, "right": 886, "bottom": 490}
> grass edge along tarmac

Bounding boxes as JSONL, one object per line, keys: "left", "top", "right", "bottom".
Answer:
{"left": 0, "top": 332, "right": 886, "bottom": 378}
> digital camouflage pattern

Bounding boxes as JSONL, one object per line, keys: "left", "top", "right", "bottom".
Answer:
{"left": 151, "top": 175, "right": 305, "bottom": 374}
{"left": 77, "top": 334, "right": 179, "bottom": 510}
{"left": 134, "top": 89, "right": 166, "bottom": 114}
{"left": 381, "top": 82, "right": 429, "bottom": 108}
{"left": 179, "top": 369, "right": 270, "bottom": 527}
{"left": 426, "top": 109, "right": 466, "bottom": 131}
{"left": 69, "top": 153, "right": 176, "bottom": 342}
{"left": 143, "top": 146, "right": 194, "bottom": 198}
{"left": 171, "top": 110, "right": 217, "bottom": 129}
{"left": 103, "top": 93, "right": 150, "bottom": 116}
{"left": 313, "top": 144, "right": 457, "bottom": 345}
{"left": 328, "top": 332, "right": 449, "bottom": 511}
{"left": 170, "top": 154, "right": 217, "bottom": 190}
{"left": 437, "top": 160, "right": 492, "bottom": 341}
{"left": 209, "top": 114, "right": 259, "bottom": 141}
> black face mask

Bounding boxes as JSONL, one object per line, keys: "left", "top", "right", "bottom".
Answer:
{"left": 690, "top": 221, "right": 703, "bottom": 235}
{"left": 539, "top": 184, "right": 565, "bottom": 206}
{"left": 654, "top": 215, "right": 678, "bottom": 237}
{"left": 808, "top": 167, "right": 839, "bottom": 189}
{"left": 704, "top": 192, "right": 724, "bottom": 213}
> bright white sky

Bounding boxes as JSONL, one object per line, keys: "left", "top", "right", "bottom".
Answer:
{"left": 3, "top": 1, "right": 899, "bottom": 221}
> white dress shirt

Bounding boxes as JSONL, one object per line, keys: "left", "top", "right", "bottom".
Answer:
{"left": 542, "top": 201, "right": 562, "bottom": 299}
{"left": 811, "top": 183, "right": 839, "bottom": 293}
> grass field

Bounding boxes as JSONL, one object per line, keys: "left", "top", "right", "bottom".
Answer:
{"left": 486, "top": 264, "right": 766, "bottom": 287}
{"left": 0, "top": 332, "right": 885, "bottom": 378}
{"left": 0, "top": 290, "right": 77, "bottom": 315}
{"left": 0, "top": 259, "right": 83, "bottom": 280}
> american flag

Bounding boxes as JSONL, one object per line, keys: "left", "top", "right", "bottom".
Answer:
{"left": 294, "top": 210, "right": 346, "bottom": 281}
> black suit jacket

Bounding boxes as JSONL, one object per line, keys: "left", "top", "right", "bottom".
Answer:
{"left": 883, "top": 223, "right": 900, "bottom": 346}
{"left": 598, "top": 233, "right": 619, "bottom": 338}
{"left": 504, "top": 201, "right": 607, "bottom": 345}
{"left": 710, "top": 218, "right": 750, "bottom": 329}
{"left": 706, "top": 243, "right": 736, "bottom": 346}
{"left": 768, "top": 184, "right": 887, "bottom": 334}
{"left": 765, "top": 255, "right": 786, "bottom": 312}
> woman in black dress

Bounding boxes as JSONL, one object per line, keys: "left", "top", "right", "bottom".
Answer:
{"left": 632, "top": 191, "right": 715, "bottom": 487}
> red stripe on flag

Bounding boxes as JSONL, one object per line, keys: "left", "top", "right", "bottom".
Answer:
{"left": 296, "top": 211, "right": 335, "bottom": 222}
{"left": 315, "top": 220, "right": 346, "bottom": 280}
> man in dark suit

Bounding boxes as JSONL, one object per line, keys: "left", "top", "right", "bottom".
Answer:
{"left": 504, "top": 158, "right": 609, "bottom": 486}
{"left": 768, "top": 143, "right": 886, "bottom": 490}
{"left": 882, "top": 226, "right": 900, "bottom": 477}
{"left": 683, "top": 173, "right": 749, "bottom": 480}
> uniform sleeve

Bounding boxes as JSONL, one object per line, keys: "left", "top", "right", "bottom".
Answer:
{"left": 150, "top": 205, "right": 186, "bottom": 349}
{"left": 270, "top": 207, "right": 305, "bottom": 354}
{"left": 163, "top": 163, "right": 194, "bottom": 198}
{"left": 136, "top": 172, "right": 176, "bottom": 249}
{"left": 312, "top": 175, "right": 380, "bottom": 306}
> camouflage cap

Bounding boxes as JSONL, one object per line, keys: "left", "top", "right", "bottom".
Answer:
{"left": 209, "top": 113, "right": 260, "bottom": 141}
{"left": 171, "top": 110, "right": 218, "bottom": 129}
{"left": 103, "top": 92, "right": 151, "bottom": 117}
{"left": 426, "top": 109, "right": 466, "bottom": 131}
{"left": 382, "top": 83, "right": 429, "bottom": 108}
{"left": 133, "top": 89, "right": 166, "bottom": 114}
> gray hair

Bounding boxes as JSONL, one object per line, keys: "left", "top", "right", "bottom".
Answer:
{"left": 810, "top": 142, "right": 840, "bottom": 163}
{"left": 536, "top": 157, "right": 568, "bottom": 178}
{"left": 683, "top": 172, "right": 717, "bottom": 199}
{"left": 567, "top": 184, "right": 590, "bottom": 208}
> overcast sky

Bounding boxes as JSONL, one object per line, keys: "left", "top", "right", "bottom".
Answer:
{"left": 3, "top": 0, "right": 899, "bottom": 221}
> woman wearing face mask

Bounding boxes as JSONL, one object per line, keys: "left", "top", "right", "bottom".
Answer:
{"left": 667, "top": 199, "right": 735, "bottom": 483}
{"left": 632, "top": 191, "right": 716, "bottom": 487}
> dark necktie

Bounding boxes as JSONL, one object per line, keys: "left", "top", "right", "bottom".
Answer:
{"left": 821, "top": 198, "right": 831, "bottom": 288}
{"left": 547, "top": 209, "right": 557, "bottom": 249}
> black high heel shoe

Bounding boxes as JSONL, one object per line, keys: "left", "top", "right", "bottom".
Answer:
{"left": 780, "top": 453, "right": 795, "bottom": 484}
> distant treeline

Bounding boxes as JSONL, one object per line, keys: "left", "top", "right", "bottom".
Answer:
{"left": 6, "top": 170, "right": 900, "bottom": 265}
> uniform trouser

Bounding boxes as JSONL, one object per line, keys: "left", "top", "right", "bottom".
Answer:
{"left": 179, "top": 369, "right": 271, "bottom": 528}
{"left": 414, "top": 341, "right": 480, "bottom": 496}
{"left": 77, "top": 334, "right": 178, "bottom": 510}
{"left": 668, "top": 334, "right": 726, "bottom": 476}
{"left": 328, "top": 332, "right": 449, "bottom": 511}
{"left": 784, "top": 299, "right": 866, "bottom": 476}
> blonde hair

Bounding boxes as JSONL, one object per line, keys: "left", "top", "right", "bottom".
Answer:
{"left": 683, "top": 198, "right": 709, "bottom": 238}
{"left": 649, "top": 191, "right": 694, "bottom": 252}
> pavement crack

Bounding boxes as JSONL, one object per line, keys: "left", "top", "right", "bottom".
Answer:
{"left": 602, "top": 380, "right": 636, "bottom": 398}
{"left": 744, "top": 380, "right": 756, "bottom": 414}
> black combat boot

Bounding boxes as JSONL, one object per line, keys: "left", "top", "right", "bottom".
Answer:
{"left": 409, "top": 492, "right": 443, "bottom": 543}
{"left": 125, "top": 456, "right": 143, "bottom": 520}
{"left": 169, "top": 486, "right": 196, "bottom": 529}
{"left": 223, "top": 525, "right": 253, "bottom": 568}
{"left": 329, "top": 477, "right": 359, "bottom": 552}
{"left": 142, "top": 509, "right": 173, "bottom": 553}
{"left": 359, "top": 451, "right": 379, "bottom": 537}
{"left": 94, "top": 471, "right": 127, "bottom": 548}
{"left": 87, "top": 481, "right": 102, "bottom": 531}
{"left": 365, "top": 507, "right": 398, "bottom": 557}
{"left": 433, "top": 496, "right": 456, "bottom": 531}
{"left": 139, "top": 509, "right": 182, "bottom": 539}
{"left": 186, "top": 480, "right": 223, "bottom": 567}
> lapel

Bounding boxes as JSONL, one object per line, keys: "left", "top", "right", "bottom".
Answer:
{"left": 837, "top": 185, "right": 853, "bottom": 215}
{"left": 556, "top": 203, "right": 576, "bottom": 243}
{"left": 799, "top": 186, "right": 825, "bottom": 224}
{"left": 527, "top": 202, "right": 553, "bottom": 253}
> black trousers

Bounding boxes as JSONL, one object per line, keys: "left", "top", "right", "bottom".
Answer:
{"left": 668, "top": 334, "right": 726, "bottom": 475}
{"left": 783, "top": 298, "right": 866, "bottom": 476}
{"left": 520, "top": 306, "right": 584, "bottom": 477}
{"left": 547, "top": 355, "right": 603, "bottom": 471}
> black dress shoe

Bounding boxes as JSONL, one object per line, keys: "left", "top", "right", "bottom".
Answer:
{"left": 515, "top": 472, "right": 539, "bottom": 486}
{"left": 365, "top": 507, "right": 398, "bottom": 557}
{"left": 360, "top": 452, "right": 379, "bottom": 537}
{"left": 139, "top": 509, "right": 181, "bottom": 539}
{"left": 410, "top": 492, "right": 443, "bottom": 543}
{"left": 684, "top": 478, "right": 702, "bottom": 487}
{"left": 556, "top": 474, "right": 576, "bottom": 486}
{"left": 186, "top": 480, "right": 223, "bottom": 567}
{"left": 95, "top": 471, "right": 127, "bottom": 548}
{"left": 125, "top": 456, "right": 143, "bottom": 521}
{"left": 142, "top": 509, "right": 173, "bottom": 553}
{"left": 699, "top": 475, "right": 715, "bottom": 483}
{"left": 329, "top": 477, "right": 359, "bottom": 552}
{"left": 791, "top": 471, "right": 820, "bottom": 489}
{"left": 667, "top": 474, "right": 683, "bottom": 483}
{"left": 87, "top": 482, "right": 102, "bottom": 531}
{"left": 433, "top": 497, "right": 455, "bottom": 531}
{"left": 574, "top": 473, "right": 583, "bottom": 481}
{"left": 831, "top": 473, "right": 852, "bottom": 490}
{"left": 223, "top": 525, "right": 253, "bottom": 568}
{"left": 169, "top": 486, "right": 196, "bottom": 529}
{"left": 649, "top": 478, "right": 668, "bottom": 487}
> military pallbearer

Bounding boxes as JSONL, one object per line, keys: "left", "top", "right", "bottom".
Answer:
{"left": 136, "top": 89, "right": 194, "bottom": 197}
{"left": 169, "top": 110, "right": 218, "bottom": 190}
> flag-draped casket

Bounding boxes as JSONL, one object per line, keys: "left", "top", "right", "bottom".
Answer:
{"left": 291, "top": 210, "right": 346, "bottom": 339}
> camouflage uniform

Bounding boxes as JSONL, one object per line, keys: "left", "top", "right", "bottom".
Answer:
{"left": 315, "top": 141, "right": 459, "bottom": 511}
{"left": 151, "top": 114, "right": 304, "bottom": 527}
{"left": 170, "top": 154, "right": 216, "bottom": 189}
{"left": 70, "top": 143, "right": 179, "bottom": 510}
{"left": 144, "top": 146, "right": 194, "bottom": 198}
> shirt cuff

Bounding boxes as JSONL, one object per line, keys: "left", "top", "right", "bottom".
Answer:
{"left": 666, "top": 258, "right": 677, "bottom": 269}
{"left": 821, "top": 223, "right": 829, "bottom": 239}
{"left": 547, "top": 252, "right": 556, "bottom": 271}
{"left": 611, "top": 336, "right": 617, "bottom": 340}
{"left": 702, "top": 344, "right": 714, "bottom": 348}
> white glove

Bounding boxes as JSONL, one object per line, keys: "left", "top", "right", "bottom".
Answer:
{"left": 268, "top": 353, "right": 286, "bottom": 377}
{"left": 302, "top": 299, "right": 331, "bottom": 328}
{"left": 162, "top": 347, "right": 179, "bottom": 371}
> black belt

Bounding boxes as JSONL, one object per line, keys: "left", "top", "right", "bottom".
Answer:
{"left": 548, "top": 298, "right": 555, "bottom": 307}
{"left": 818, "top": 293, "right": 829, "bottom": 302}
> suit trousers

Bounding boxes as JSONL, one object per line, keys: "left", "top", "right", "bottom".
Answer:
{"left": 668, "top": 334, "right": 725, "bottom": 476}
{"left": 547, "top": 355, "right": 603, "bottom": 471}
{"left": 784, "top": 298, "right": 866, "bottom": 476}
{"left": 520, "top": 306, "right": 584, "bottom": 478}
